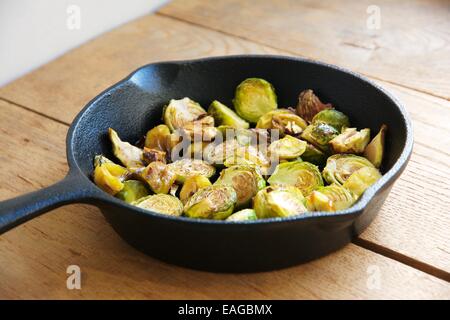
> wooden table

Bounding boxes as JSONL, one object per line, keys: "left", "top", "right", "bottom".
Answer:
{"left": 0, "top": 0, "right": 449, "bottom": 299}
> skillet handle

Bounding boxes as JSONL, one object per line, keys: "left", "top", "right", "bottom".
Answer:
{"left": 0, "top": 173, "right": 91, "bottom": 234}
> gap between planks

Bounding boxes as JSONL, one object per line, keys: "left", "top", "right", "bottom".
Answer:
{"left": 155, "top": 12, "right": 450, "bottom": 102}
{"left": 1, "top": 96, "right": 449, "bottom": 282}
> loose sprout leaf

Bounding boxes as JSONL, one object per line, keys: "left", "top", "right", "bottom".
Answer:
{"left": 208, "top": 100, "right": 250, "bottom": 129}
{"left": 364, "top": 124, "right": 387, "bottom": 168}
{"left": 109, "top": 128, "right": 144, "bottom": 168}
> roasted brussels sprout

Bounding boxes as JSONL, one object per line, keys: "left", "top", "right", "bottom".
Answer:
{"left": 181, "top": 115, "right": 218, "bottom": 141}
{"left": 322, "top": 154, "right": 375, "bottom": 185}
{"left": 215, "top": 165, "right": 266, "bottom": 208}
{"left": 184, "top": 185, "right": 237, "bottom": 220}
{"left": 226, "top": 209, "right": 257, "bottom": 221}
{"left": 268, "top": 135, "right": 307, "bottom": 160}
{"left": 364, "top": 124, "right": 387, "bottom": 168}
{"left": 144, "top": 124, "right": 171, "bottom": 151}
{"left": 301, "top": 143, "right": 327, "bottom": 165}
{"left": 300, "top": 123, "right": 339, "bottom": 153}
{"left": 179, "top": 175, "right": 212, "bottom": 204}
{"left": 268, "top": 161, "right": 323, "bottom": 196}
{"left": 256, "top": 109, "right": 307, "bottom": 136}
{"left": 163, "top": 97, "right": 208, "bottom": 132}
{"left": 115, "top": 180, "right": 149, "bottom": 203}
{"left": 143, "top": 147, "right": 167, "bottom": 164}
{"left": 233, "top": 78, "right": 277, "bottom": 123}
{"left": 306, "top": 184, "right": 355, "bottom": 212}
{"left": 167, "top": 158, "right": 215, "bottom": 183}
{"left": 93, "top": 156, "right": 129, "bottom": 195}
{"left": 109, "top": 128, "right": 144, "bottom": 168}
{"left": 133, "top": 194, "right": 183, "bottom": 216}
{"left": 208, "top": 100, "right": 250, "bottom": 129}
{"left": 342, "top": 166, "right": 381, "bottom": 198}
{"left": 296, "top": 89, "right": 332, "bottom": 122}
{"left": 312, "top": 109, "right": 350, "bottom": 132}
{"left": 329, "top": 128, "right": 370, "bottom": 154}
{"left": 253, "top": 185, "right": 307, "bottom": 219}
{"left": 141, "top": 161, "right": 177, "bottom": 194}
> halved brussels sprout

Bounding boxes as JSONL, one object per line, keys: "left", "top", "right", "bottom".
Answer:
{"left": 179, "top": 175, "right": 212, "bottom": 204}
{"left": 223, "top": 146, "right": 271, "bottom": 171}
{"left": 141, "top": 161, "right": 177, "bottom": 194}
{"left": 233, "top": 78, "right": 277, "bottom": 123}
{"left": 296, "top": 89, "right": 332, "bottom": 122}
{"left": 93, "top": 156, "right": 129, "bottom": 195}
{"left": 215, "top": 165, "right": 266, "bottom": 208}
{"left": 322, "top": 154, "right": 375, "bottom": 185}
{"left": 163, "top": 97, "right": 208, "bottom": 132}
{"left": 268, "top": 135, "right": 307, "bottom": 160}
{"left": 115, "top": 180, "right": 149, "bottom": 203}
{"left": 301, "top": 143, "right": 327, "bottom": 166}
{"left": 329, "top": 128, "right": 370, "bottom": 154}
{"left": 167, "top": 158, "right": 216, "bottom": 183}
{"left": 208, "top": 100, "right": 250, "bottom": 129}
{"left": 133, "top": 194, "right": 183, "bottom": 216}
{"left": 184, "top": 185, "right": 237, "bottom": 220}
{"left": 109, "top": 128, "right": 144, "bottom": 168}
{"left": 143, "top": 147, "right": 167, "bottom": 164}
{"left": 253, "top": 185, "right": 307, "bottom": 219}
{"left": 181, "top": 115, "right": 218, "bottom": 141}
{"left": 226, "top": 209, "right": 257, "bottom": 221}
{"left": 256, "top": 109, "right": 307, "bottom": 136}
{"left": 268, "top": 161, "right": 323, "bottom": 196}
{"left": 300, "top": 123, "right": 339, "bottom": 153}
{"left": 364, "top": 124, "right": 387, "bottom": 168}
{"left": 342, "top": 166, "right": 381, "bottom": 198}
{"left": 312, "top": 109, "right": 350, "bottom": 132}
{"left": 145, "top": 124, "right": 171, "bottom": 151}
{"left": 306, "top": 184, "right": 355, "bottom": 212}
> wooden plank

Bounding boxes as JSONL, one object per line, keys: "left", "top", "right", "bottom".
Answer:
{"left": 159, "top": 0, "right": 450, "bottom": 99}
{"left": 0, "top": 100, "right": 448, "bottom": 299}
{"left": 0, "top": 15, "right": 449, "bottom": 274}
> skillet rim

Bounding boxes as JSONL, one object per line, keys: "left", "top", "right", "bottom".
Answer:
{"left": 66, "top": 54, "right": 414, "bottom": 226}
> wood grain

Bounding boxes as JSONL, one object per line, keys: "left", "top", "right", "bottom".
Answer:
{"left": 159, "top": 0, "right": 450, "bottom": 100}
{"left": 0, "top": 100, "right": 448, "bottom": 299}
{"left": 0, "top": 14, "right": 449, "bottom": 274}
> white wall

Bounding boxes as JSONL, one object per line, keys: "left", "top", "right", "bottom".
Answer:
{"left": 0, "top": 0, "right": 168, "bottom": 86}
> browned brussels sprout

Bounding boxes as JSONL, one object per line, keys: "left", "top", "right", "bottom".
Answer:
{"left": 268, "top": 135, "right": 307, "bottom": 160}
{"left": 133, "top": 194, "right": 183, "bottom": 216}
{"left": 179, "top": 175, "right": 212, "bottom": 204}
{"left": 329, "top": 128, "right": 370, "bottom": 154}
{"left": 144, "top": 124, "right": 171, "bottom": 151}
{"left": 109, "top": 128, "right": 144, "bottom": 168}
{"left": 142, "top": 147, "right": 167, "bottom": 164}
{"left": 163, "top": 97, "right": 208, "bottom": 132}
{"left": 256, "top": 109, "right": 307, "bottom": 136}
{"left": 184, "top": 185, "right": 237, "bottom": 220}
{"left": 300, "top": 123, "right": 339, "bottom": 153}
{"left": 253, "top": 185, "right": 307, "bottom": 218}
{"left": 141, "top": 161, "right": 177, "bottom": 194}
{"left": 312, "top": 109, "right": 350, "bottom": 132}
{"left": 296, "top": 89, "right": 332, "bottom": 122}
{"left": 93, "top": 155, "right": 129, "bottom": 195}
{"left": 167, "top": 158, "right": 216, "bottom": 183}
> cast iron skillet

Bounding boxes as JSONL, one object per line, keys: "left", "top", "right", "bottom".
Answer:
{"left": 0, "top": 55, "right": 413, "bottom": 272}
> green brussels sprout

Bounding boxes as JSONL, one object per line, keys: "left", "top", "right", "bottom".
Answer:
{"left": 215, "top": 165, "right": 266, "bottom": 208}
{"left": 253, "top": 185, "right": 308, "bottom": 219}
{"left": 329, "top": 128, "right": 370, "bottom": 154}
{"left": 342, "top": 166, "right": 381, "bottom": 198}
{"left": 300, "top": 123, "right": 339, "bottom": 153}
{"left": 163, "top": 97, "right": 208, "bottom": 132}
{"left": 133, "top": 194, "right": 183, "bottom": 216}
{"left": 226, "top": 209, "right": 257, "bottom": 221}
{"left": 306, "top": 184, "right": 355, "bottom": 212}
{"left": 184, "top": 185, "right": 237, "bottom": 220}
{"left": 167, "top": 158, "right": 216, "bottom": 183}
{"left": 322, "top": 154, "right": 375, "bottom": 185}
{"left": 142, "top": 147, "right": 167, "bottom": 164}
{"left": 145, "top": 124, "right": 171, "bottom": 151}
{"left": 108, "top": 128, "right": 144, "bottom": 168}
{"left": 179, "top": 175, "right": 212, "bottom": 204}
{"left": 301, "top": 143, "right": 327, "bottom": 166}
{"left": 364, "top": 124, "right": 387, "bottom": 168}
{"left": 268, "top": 161, "right": 323, "bottom": 196}
{"left": 181, "top": 115, "right": 218, "bottom": 141}
{"left": 93, "top": 155, "right": 129, "bottom": 195}
{"left": 233, "top": 78, "right": 277, "bottom": 123}
{"left": 268, "top": 135, "right": 307, "bottom": 160}
{"left": 115, "top": 180, "right": 149, "bottom": 203}
{"left": 312, "top": 109, "right": 350, "bottom": 132}
{"left": 256, "top": 109, "right": 307, "bottom": 136}
{"left": 296, "top": 89, "right": 332, "bottom": 122}
{"left": 208, "top": 100, "right": 250, "bottom": 129}
{"left": 141, "top": 161, "right": 177, "bottom": 194}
